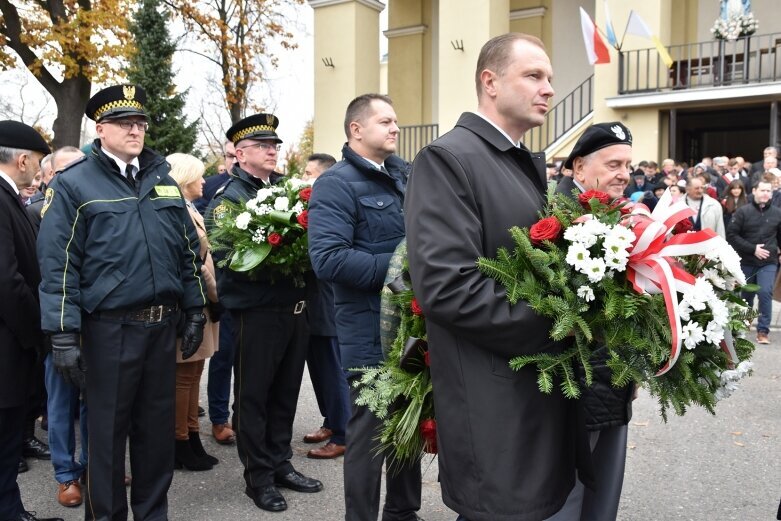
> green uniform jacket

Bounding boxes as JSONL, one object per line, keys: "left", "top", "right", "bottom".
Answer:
{"left": 37, "top": 141, "right": 206, "bottom": 333}
{"left": 206, "top": 167, "right": 307, "bottom": 310}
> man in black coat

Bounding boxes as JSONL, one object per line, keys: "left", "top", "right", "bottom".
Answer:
{"left": 0, "top": 120, "right": 62, "bottom": 521}
{"left": 556, "top": 122, "right": 635, "bottom": 520}
{"left": 405, "top": 34, "right": 590, "bottom": 521}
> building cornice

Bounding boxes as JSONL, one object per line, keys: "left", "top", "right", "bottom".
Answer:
{"left": 308, "top": 0, "right": 385, "bottom": 12}
{"left": 509, "top": 7, "right": 546, "bottom": 21}
{"left": 606, "top": 83, "right": 781, "bottom": 109}
{"left": 384, "top": 24, "right": 427, "bottom": 38}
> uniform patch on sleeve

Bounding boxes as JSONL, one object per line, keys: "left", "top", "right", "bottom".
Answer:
{"left": 40, "top": 187, "right": 54, "bottom": 218}
{"left": 213, "top": 203, "right": 228, "bottom": 220}
{"left": 154, "top": 185, "right": 181, "bottom": 197}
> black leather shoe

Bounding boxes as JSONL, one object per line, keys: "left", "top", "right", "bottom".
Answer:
{"left": 18, "top": 457, "right": 28, "bottom": 473}
{"left": 198, "top": 406, "right": 205, "bottom": 417}
{"left": 245, "top": 485, "right": 287, "bottom": 512}
{"left": 16, "top": 510, "right": 64, "bottom": 521}
{"left": 22, "top": 437, "right": 51, "bottom": 460}
{"left": 274, "top": 470, "right": 323, "bottom": 493}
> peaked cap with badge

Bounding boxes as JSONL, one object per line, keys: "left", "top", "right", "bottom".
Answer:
{"left": 0, "top": 120, "right": 50, "bottom": 155}
{"left": 226, "top": 113, "right": 283, "bottom": 145}
{"left": 86, "top": 84, "right": 148, "bottom": 122}
{"left": 564, "top": 121, "right": 633, "bottom": 169}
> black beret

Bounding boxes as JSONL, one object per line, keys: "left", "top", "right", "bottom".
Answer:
{"left": 86, "top": 84, "right": 148, "bottom": 122}
{"left": 226, "top": 113, "right": 282, "bottom": 145}
{"left": 0, "top": 120, "right": 50, "bottom": 154}
{"left": 564, "top": 122, "right": 633, "bottom": 169}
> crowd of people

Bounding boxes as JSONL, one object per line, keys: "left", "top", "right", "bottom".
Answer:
{"left": 1, "top": 31, "right": 778, "bottom": 521}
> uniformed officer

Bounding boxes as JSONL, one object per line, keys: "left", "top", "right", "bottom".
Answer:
{"left": 37, "top": 84, "right": 206, "bottom": 521}
{"left": 206, "top": 114, "right": 322, "bottom": 513}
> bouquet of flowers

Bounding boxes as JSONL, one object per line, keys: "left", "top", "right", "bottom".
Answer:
{"left": 711, "top": 12, "right": 758, "bottom": 41}
{"left": 354, "top": 240, "right": 435, "bottom": 466}
{"left": 476, "top": 187, "right": 756, "bottom": 419}
{"left": 208, "top": 177, "right": 312, "bottom": 286}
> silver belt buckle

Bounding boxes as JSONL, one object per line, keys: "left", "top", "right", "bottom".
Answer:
{"left": 293, "top": 301, "right": 305, "bottom": 315}
{"left": 149, "top": 305, "right": 164, "bottom": 323}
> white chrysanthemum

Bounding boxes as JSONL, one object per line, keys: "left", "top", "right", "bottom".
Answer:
{"left": 678, "top": 301, "right": 692, "bottom": 321}
{"left": 566, "top": 243, "right": 591, "bottom": 269}
{"left": 287, "top": 178, "right": 310, "bottom": 189}
{"left": 681, "top": 322, "right": 705, "bottom": 350}
{"left": 581, "top": 218, "right": 611, "bottom": 241}
{"left": 577, "top": 285, "right": 595, "bottom": 302}
{"left": 684, "top": 277, "right": 716, "bottom": 312}
{"left": 563, "top": 223, "right": 587, "bottom": 244}
{"left": 710, "top": 299, "right": 730, "bottom": 327}
{"left": 604, "top": 252, "right": 629, "bottom": 271}
{"left": 606, "top": 225, "right": 636, "bottom": 247}
{"left": 291, "top": 201, "right": 305, "bottom": 214}
{"left": 582, "top": 257, "right": 607, "bottom": 283}
{"left": 273, "top": 196, "right": 290, "bottom": 211}
{"left": 704, "top": 321, "right": 725, "bottom": 345}
{"left": 702, "top": 267, "right": 726, "bottom": 290}
{"left": 256, "top": 188, "right": 274, "bottom": 202}
{"left": 235, "top": 212, "right": 252, "bottom": 230}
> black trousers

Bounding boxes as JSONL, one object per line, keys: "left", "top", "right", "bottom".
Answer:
{"left": 81, "top": 314, "right": 176, "bottom": 521}
{"left": 232, "top": 308, "right": 309, "bottom": 489}
{"left": 344, "top": 378, "right": 422, "bottom": 521}
{"left": 0, "top": 405, "right": 25, "bottom": 519}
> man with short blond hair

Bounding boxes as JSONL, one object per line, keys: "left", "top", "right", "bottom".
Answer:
{"left": 406, "top": 33, "right": 588, "bottom": 521}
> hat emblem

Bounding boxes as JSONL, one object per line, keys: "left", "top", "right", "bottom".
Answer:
{"left": 266, "top": 114, "right": 275, "bottom": 126}
{"left": 123, "top": 85, "right": 135, "bottom": 100}
{"left": 610, "top": 125, "right": 626, "bottom": 141}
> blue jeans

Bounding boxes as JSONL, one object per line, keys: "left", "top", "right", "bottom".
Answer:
{"left": 44, "top": 353, "right": 88, "bottom": 483}
{"left": 306, "top": 335, "right": 351, "bottom": 445}
{"left": 208, "top": 312, "right": 235, "bottom": 425}
{"left": 741, "top": 263, "right": 777, "bottom": 334}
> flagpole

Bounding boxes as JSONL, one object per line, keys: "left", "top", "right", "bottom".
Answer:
{"left": 619, "top": 10, "right": 633, "bottom": 51}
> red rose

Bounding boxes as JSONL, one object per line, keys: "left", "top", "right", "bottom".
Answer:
{"left": 267, "top": 232, "right": 283, "bottom": 247}
{"left": 419, "top": 418, "right": 437, "bottom": 454}
{"left": 529, "top": 216, "right": 562, "bottom": 245}
{"left": 578, "top": 189, "right": 610, "bottom": 208}
{"left": 673, "top": 218, "right": 693, "bottom": 234}
{"left": 424, "top": 350, "right": 430, "bottom": 367}
{"left": 296, "top": 210, "right": 309, "bottom": 229}
{"left": 410, "top": 297, "right": 424, "bottom": 316}
{"left": 299, "top": 187, "right": 312, "bottom": 202}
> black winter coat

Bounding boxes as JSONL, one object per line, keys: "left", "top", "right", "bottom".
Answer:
{"left": 406, "top": 113, "right": 590, "bottom": 521}
{"left": 727, "top": 201, "right": 781, "bottom": 267}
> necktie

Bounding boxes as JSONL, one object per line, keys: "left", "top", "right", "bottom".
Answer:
{"left": 16, "top": 193, "right": 25, "bottom": 209}
{"left": 126, "top": 165, "right": 136, "bottom": 189}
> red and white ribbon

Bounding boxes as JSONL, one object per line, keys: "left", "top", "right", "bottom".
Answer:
{"left": 623, "top": 190, "right": 724, "bottom": 376}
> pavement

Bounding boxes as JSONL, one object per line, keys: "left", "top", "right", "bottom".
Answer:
{"left": 17, "top": 325, "right": 781, "bottom": 521}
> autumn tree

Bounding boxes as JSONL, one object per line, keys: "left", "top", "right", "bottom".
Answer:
{"left": 0, "top": 0, "right": 135, "bottom": 148}
{"left": 165, "top": 0, "right": 303, "bottom": 124}
{"left": 126, "top": 0, "right": 198, "bottom": 155}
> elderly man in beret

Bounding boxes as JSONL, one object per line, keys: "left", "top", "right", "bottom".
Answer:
{"left": 555, "top": 121, "right": 634, "bottom": 520}
{"left": 0, "top": 120, "right": 62, "bottom": 521}
{"left": 37, "top": 85, "right": 206, "bottom": 521}
{"left": 206, "top": 113, "right": 322, "bottom": 513}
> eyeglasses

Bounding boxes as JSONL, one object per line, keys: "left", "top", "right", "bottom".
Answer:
{"left": 238, "top": 142, "right": 281, "bottom": 152}
{"left": 109, "top": 119, "right": 149, "bottom": 132}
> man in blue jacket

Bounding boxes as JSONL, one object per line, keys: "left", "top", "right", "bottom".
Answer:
{"left": 308, "top": 94, "right": 422, "bottom": 521}
{"left": 37, "top": 84, "right": 206, "bottom": 521}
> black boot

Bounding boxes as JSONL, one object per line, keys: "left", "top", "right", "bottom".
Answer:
{"left": 174, "top": 439, "right": 213, "bottom": 471}
{"left": 189, "top": 431, "right": 218, "bottom": 465}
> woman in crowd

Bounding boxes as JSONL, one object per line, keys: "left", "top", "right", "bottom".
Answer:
{"left": 167, "top": 153, "right": 221, "bottom": 471}
{"left": 721, "top": 179, "right": 748, "bottom": 227}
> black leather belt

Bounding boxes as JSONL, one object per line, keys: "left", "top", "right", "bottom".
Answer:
{"left": 94, "top": 305, "right": 178, "bottom": 323}
{"left": 254, "top": 301, "right": 306, "bottom": 315}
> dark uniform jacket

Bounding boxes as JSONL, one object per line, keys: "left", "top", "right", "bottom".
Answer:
{"left": 308, "top": 144, "right": 407, "bottom": 370}
{"left": 727, "top": 200, "right": 781, "bottom": 266}
{"left": 405, "top": 112, "right": 588, "bottom": 521}
{"left": 206, "top": 167, "right": 307, "bottom": 310}
{"left": 556, "top": 176, "right": 634, "bottom": 430}
{"left": 37, "top": 142, "right": 205, "bottom": 333}
{"left": 0, "top": 175, "right": 42, "bottom": 408}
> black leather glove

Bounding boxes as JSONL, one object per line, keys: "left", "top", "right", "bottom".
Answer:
{"left": 181, "top": 312, "right": 206, "bottom": 360}
{"left": 207, "top": 300, "right": 224, "bottom": 323}
{"left": 50, "top": 332, "right": 86, "bottom": 389}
